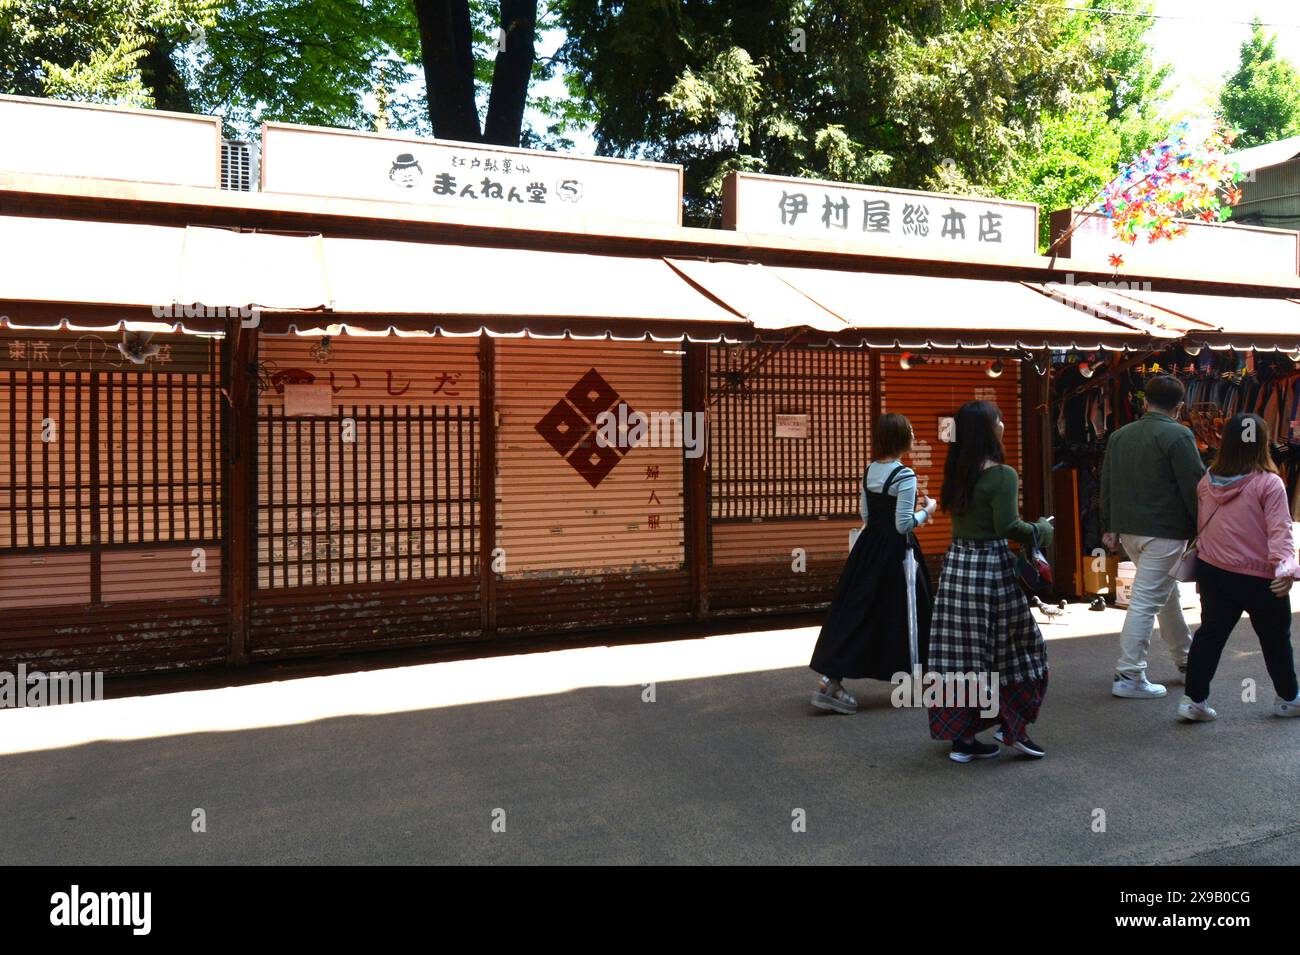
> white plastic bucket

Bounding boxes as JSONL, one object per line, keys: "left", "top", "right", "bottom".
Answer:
{"left": 1116, "top": 561, "right": 1136, "bottom": 608}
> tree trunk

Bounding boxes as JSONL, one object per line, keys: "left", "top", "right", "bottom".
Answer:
{"left": 412, "top": 0, "right": 482, "bottom": 141}
{"left": 483, "top": 0, "right": 536, "bottom": 146}
{"left": 139, "top": 32, "right": 193, "bottom": 114}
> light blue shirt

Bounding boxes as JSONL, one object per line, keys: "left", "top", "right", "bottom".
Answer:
{"left": 860, "top": 460, "right": 929, "bottom": 534}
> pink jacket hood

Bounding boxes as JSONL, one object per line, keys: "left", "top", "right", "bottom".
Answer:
{"left": 1196, "top": 471, "right": 1300, "bottom": 580}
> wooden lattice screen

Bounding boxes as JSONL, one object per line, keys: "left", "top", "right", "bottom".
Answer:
{"left": 257, "top": 405, "right": 478, "bottom": 588}
{"left": 708, "top": 344, "right": 873, "bottom": 521}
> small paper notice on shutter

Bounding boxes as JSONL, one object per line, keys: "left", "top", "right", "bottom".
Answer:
{"left": 775, "top": 413, "right": 809, "bottom": 438}
{"left": 283, "top": 383, "right": 333, "bottom": 416}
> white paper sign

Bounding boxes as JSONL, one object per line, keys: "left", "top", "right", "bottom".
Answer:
{"left": 724, "top": 172, "right": 1038, "bottom": 254}
{"left": 0, "top": 94, "right": 221, "bottom": 187}
{"left": 775, "top": 413, "right": 809, "bottom": 438}
{"left": 262, "top": 122, "right": 684, "bottom": 225}
{"left": 1056, "top": 209, "right": 1299, "bottom": 276}
{"left": 937, "top": 416, "right": 956, "bottom": 443}
{"left": 283, "top": 383, "right": 333, "bottom": 416}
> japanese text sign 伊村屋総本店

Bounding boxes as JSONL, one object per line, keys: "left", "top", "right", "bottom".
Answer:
{"left": 260, "top": 123, "right": 685, "bottom": 227}
{"left": 723, "top": 172, "right": 1038, "bottom": 255}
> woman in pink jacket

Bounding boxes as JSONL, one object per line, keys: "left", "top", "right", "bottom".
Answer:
{"left": 1180, "top": 412, "right": 1300, "bottom": 721}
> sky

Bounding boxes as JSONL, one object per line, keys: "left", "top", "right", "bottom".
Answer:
{"left": 1150, "top": 0, "right": 1300, "bottom": 116}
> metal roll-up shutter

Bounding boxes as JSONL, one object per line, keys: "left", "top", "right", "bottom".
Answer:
{"left": 0, "top": 327, "right": 227, "bottom": 673}
{"left": 880, "top": 354, "right": 1024, "bottom": 561}
{"left": 250, "top": 332, "right": 483, "bottom": 658}
{"left": 705, "top": 342, "right": 872, "bottom": 614}
{"left": 495, "top": 338, "right": 689, "bottom": 633}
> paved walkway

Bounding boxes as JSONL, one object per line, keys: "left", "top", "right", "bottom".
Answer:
{"left": 1, "top": 601, "right": 1296, "bottom": 864}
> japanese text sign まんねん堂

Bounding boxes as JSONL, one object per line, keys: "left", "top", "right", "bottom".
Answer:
{"left": 261, "top": 123, "right": 684, "bottom": 226}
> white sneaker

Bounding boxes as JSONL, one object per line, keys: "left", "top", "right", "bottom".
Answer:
{"left": 1112, "top": 673, "right": 1168, "bottom": 699}
{"left": 1274, "top": 695, "right": 1300, "bottom": 718}
{"left": 1177, "top": 695, "right": 1217, "bottom": 721}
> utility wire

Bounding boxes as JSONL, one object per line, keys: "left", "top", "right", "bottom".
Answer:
{"left": 999, "top": 1, "right": 1300, "bottom": 30}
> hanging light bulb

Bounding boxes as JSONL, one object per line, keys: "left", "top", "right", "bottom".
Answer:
{"left": 118, "top": 330, "right": 161, "bottom": 365}
{"left": 986, "top": 359, "right": 1005, "bottom": 378}
{"left": 311, "top": 335, "right": 333, "bottom": 364}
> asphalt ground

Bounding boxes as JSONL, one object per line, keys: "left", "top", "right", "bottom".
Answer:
{"left": 0, "top": 604, "right": 1296, "bottom": 865}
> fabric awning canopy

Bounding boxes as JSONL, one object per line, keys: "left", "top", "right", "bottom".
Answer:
{"left": 313, "top": 237, "right": 747, "bottom": 331}
{"left": 665, "top": 258, "right": 849, "bottom": 332}
{"left": 0, "top": 214, "right": 227, "bottom": 332}
{"left": 2, "top": 214, "right": 1296, "bottom": 349}
{"left": 177, "top": 226, "right": 328, "bottom": 312}
{"left": 0, "top": 219, "right": 327, "bottom": 333}
{"left": 757, "top": 265, "right": 1157, "bottom": 347}
{"left": 1101, "top": 288, "right": 1300, "bottom": 349}
{"left": 1020, "top": 281, "right": 1214, "bottom": 339}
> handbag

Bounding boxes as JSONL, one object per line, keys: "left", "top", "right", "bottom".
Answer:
{"left": 1016, "top": 525, "right": 1054, "bottom": 597}
{"left": 1171, "top": 503, "right": 1223, "bottom": 583}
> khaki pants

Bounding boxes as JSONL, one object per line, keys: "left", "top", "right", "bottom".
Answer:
{"left": 1117, "top": 534, "right": 1193, "bottom": 678}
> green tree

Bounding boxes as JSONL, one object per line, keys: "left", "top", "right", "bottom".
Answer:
{"left": 0, "top": 0, "right": 218, "bottom": 107}
{"left": 184, "top": 0, "right": 419, "bottom": 134}
{"left": 1, "top": 0, "right": 561, "bottom": 145}
{"left": 996, "top": 0, "right": 1169, "bottom": 246}
{"left": 998, "top": 90, "right": 1122, "bottom": 247}
{"left": 1220, "top": 17, "right": 1300, "bottom": 148}
{"left": 555, "top": 0, "right": 1145, "bottom": 224}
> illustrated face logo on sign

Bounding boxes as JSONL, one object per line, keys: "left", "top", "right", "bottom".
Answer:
{"left": 535, "top": 368, "right": 636, "bottom": 488}
{"left": 388, "top": 153, "right": 423, "bottom": 188}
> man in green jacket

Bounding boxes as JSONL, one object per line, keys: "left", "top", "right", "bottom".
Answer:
{"left": 1101, "top": 375, "right": 1206, "bottom": 699}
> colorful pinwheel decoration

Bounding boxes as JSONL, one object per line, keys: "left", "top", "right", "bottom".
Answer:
{"left": 1050, "top": 122, "right": 1244, "bottom": 264}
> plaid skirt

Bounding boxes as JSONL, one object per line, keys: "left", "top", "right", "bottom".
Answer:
{"left": 927, "top": 538, "right": 1048, "bottom": 687}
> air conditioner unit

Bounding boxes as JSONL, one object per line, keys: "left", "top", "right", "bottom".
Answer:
{"left": 221, "top": 140, "right": 257, "bottom": 191}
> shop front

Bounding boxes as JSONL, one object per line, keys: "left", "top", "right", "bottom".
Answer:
{"left": 2, "top": 96, "right": 1296, "bottom": 675}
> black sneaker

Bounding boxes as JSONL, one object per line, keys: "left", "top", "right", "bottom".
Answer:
{"left": 992, "top": 728, "right": 1046, "bottom": 758}
{"left": 949, "top": 739, "right": 1000, "bottom": 763}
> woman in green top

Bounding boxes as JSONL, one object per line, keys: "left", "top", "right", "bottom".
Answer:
{"left": 926, "top": 400, "right": 1054, "bottom": 763}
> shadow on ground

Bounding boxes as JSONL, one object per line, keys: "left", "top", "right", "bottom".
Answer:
{"left": 0, "top": 619, "right": 1296, "bottom": 865}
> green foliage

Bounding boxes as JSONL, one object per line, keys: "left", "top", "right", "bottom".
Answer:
{"left": 0, "top": 0, "right": 219, "bottom": 105}
{"left": 1, "top": 0, "right": 564, "bottom": 143}
{"left": 1219, "top": 17, "right": 1300, "bottom": 148}
{"left": 998, "top": 90, "right": 1122, "bottom": 247}
{"left": 558, "top": 0, "right": 1172, "bottom": 230}
{"left": 183, "top": 0, "right": 418, "bottom": 135}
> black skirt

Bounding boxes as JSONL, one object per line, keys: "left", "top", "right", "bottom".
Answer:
{"left": 809, "top": 521, "right": 933, "bottom": 682}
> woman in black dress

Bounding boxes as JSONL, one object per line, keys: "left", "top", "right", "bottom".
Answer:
{"left": 810, "top": 414, "right": 937, "bottom": 714}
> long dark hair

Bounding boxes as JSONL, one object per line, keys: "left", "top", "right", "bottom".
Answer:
{"left": 941, "top": 401, "right": 1006, "bottom": 516}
